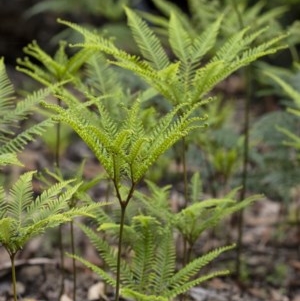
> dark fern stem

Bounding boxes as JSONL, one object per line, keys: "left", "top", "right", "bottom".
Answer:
{"left": 114, "top": 175, "right": 136, "bottom": 301}
{"left": 55, "top": 97, "right": 66, "bottom": 298}
{"left": 230, "top": 0, "right": 251, "bottom": 279}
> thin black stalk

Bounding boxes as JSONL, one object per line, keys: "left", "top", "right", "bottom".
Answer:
{"left": 230, "top": 0, "right": 251, "bottom": 278}
{"left": 10, "top": 252, "right": 17, "bottom": 301}
{"left": 180, "top": 137, "right": 189, "bottom": 301}
{"left": 115, "top": 204, "right": 127, "bottom": 301}
{"left": 182, "top": 137, "right": 189, "bottom": 207}
{"left": 236, "top": 67, "right": 251, "bottom": 276}
{"left": 113, "top": 178, "right": 136, "bottom": 301}
{"left": 70, "top": 220, "right": 77, "bottom": 301}
{"left": 55, "top": 98, "right": 65, "bottom": 297}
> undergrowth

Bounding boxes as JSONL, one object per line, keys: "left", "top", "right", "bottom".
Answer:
{"left": 0, "top": 2, "right": 295, "bottom": 301}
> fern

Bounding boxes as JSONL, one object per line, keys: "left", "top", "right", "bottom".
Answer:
{"left": 0, "top": 58, "right": 56, "bottom": 167}
{"left": 75, "top": 214, "right": 233, "bottom": 300}
{"left": 43, "top": 93, "right": 207, "bottom": 185}
{"left": 17, "top": 40, "right": 95, "bottom": 85}
{"left": 175, "top": 189, "right": 261, "bottom": 246}
{"left": 60, "top": 8, "right": 287, "bottom": 107}
{"left": 0, "top": 171, "right": 98, "bottom": 255}
{"left": 265, "top": 67, "right": 300, "bottom": 154}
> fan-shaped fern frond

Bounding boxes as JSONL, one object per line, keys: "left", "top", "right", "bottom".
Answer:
{"left": 0, "top": 171, "right": 97, "bottom": 256}
{"left": 61, "top": 8, "right": 286, "bottom": 107}
{"left": 176, "top": 190, "right": 260, "bottom": 245}
{"left": 78, "top": 212, "right": 233, "bottom": 301}
{"left": 0, "top": 59, "right": 57, "bottom": 168}
{"left": 44, "top": 91, "right": 207, "bottom": 185}
{"left": 17, "top": 40, "right": 95, "bottom": 85}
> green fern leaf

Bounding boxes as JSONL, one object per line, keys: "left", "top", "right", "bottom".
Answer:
{"left": 8, "top": 171, "right": 36, "bottom": 224}
{"left": 168, "top": 269, "right": 230, "bottom": 299}
{"left": 190, "top": 15, "right": 223, "bottom": 63}
{"left": 121, "top": 288, "right": 168, "bottom": 301}
{"left": 69, "top": 254, "right": 116, "bottom": 287}
{"left": 168, "top": 244, "right": 234, "bottom": 288}
{"left": 0, "top": 118, "right": 55, "bottom": 155}
{"left": 0, "top": 58, "right": 15, "bottom": 111}
{"left": 150, "top": 229, "right": 176, "bottom": 295}
{"left": 125, "top": 7, "right": 169, "bottom": 70}
{"left": 0, "top": 153, "right": 23, "bottom": 167}
{"left": 168, "top": 12, "right": 192, "bottom": 64}
{"left": 79, "top": 223, "right": 135, "bottom": 285}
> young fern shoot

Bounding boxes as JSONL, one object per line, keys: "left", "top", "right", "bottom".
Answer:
{"left": 0, "top": 171, "right": 98, "bottom": 301}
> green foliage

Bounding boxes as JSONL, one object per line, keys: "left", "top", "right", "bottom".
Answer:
{"left": 135, "top": 175, "right": 261, "bottom": 251}
{"left": 17, "top": 41, "right": 95, "bottom": 86}
{"left": 150, "top": 0, "right": 287, "bottom": 40}
{"left": 268, "top": 70, "right": 300, "bottom": 149}
{"left": 59, "top": 9, "right": 286, "bottom": 107}
{"left": 248, "top": 63, "right": 300, "bottom": 201}
{"left": 0, "top": 58, "right": 55, "bottom": 167}
{"left": 43, "top": 93, "right": 207, "bottom": 185}
{"left": 249, "top": 110, "right": 300, "bottom": 201}
{"left": 74, "top": 215, "right": 233, "bottom": 301}
{"left": 0, "top": 171, "right": 96, "bottom": 256}
{"left": 7, "top": 4, "right": 290, "bottom": 300}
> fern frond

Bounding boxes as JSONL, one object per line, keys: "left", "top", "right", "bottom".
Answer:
{"left": 23, "top": 41, "right": 64, "bottom": 79}
{"left": 85, "top": 53, "right": 124, "bottom": 98}
{"left": 0, "top": 118, "right": 55, "bottom": 155}
{"left": 168, "top": 269, "right": 230, "bottom": 299}
{"left": 264, "top": 71, "right": 300, "bottom": 107}
{"left": 168, "top": 12, "right": 192, "bottom": 64}
{"left": 190, "top": 14, "right": 223, "bottom": 64}
{"left": 0, "top": 58, "right": 15, "bottom": 111}
{"left": 0, "top": 153, "right": 23, "bottom": 167}
{"left": 79, "top": 223, "right": 135, "bottom": 285}
{"left": 121, "top": 288, "right": 168, "bottom": 301}
{"left": 133, "top": 104, "right": 207, "bottom": 181}
{"left": 69, "top": 254, "right": 116, "bottom": 287}
{"left": 212, "top": 26, "right": 251, "bottom": 62}
{"left": 0, "top": 217, "right": 19, "bottom": 251}
{"left": 7, "top": 171, "right": 36, "bottom": 224}
{"left": 130, "top": 216, "right": 156, "bottom": 292}
{"left": 168, "top": 244, "right": 234, "bottom": 288}
{"left": 43, "top": 102, "right": 115, "bottom": 177}
{"left": 152, "top": 0, "right": 191, "bottom": 31}
{"left": 0, "top": 186, "right": 7, "bottom": 218}
{"left": 1, "top": 88, "right": 50, "bottom": 127}
{"left": 150, "top": 229, "right": 176, "bottom": 295}
{"left": 125, "top": 7, "right": 169, "bottom": 70}
{"left": 189, "top": 172, "right": 202, "bottom": 203}
{"left": 24, "top": 180, "right": 76, "bottom": 222}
